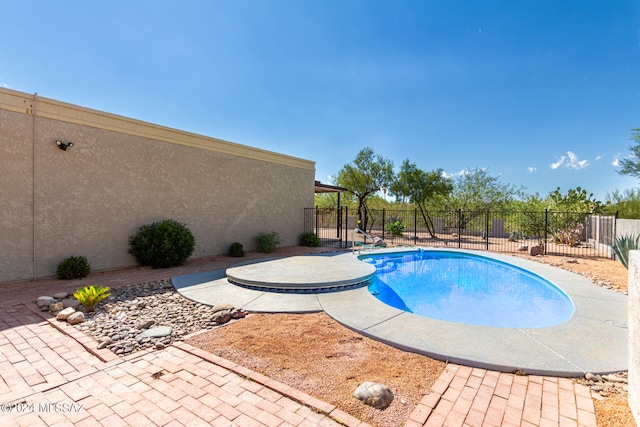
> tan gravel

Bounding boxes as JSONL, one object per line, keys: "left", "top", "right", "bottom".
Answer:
{"left": 186, "top": 312, "right": 445, "bottom": 426}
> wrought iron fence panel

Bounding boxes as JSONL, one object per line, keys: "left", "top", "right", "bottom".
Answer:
{"left": 304, "top": 207, "right": 614, "bottom": 258}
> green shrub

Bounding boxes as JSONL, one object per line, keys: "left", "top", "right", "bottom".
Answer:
{"left": 128, "top": 219, "right": 195, "bottom": 268}
{"left": 73, "top": 285, "right": 110, "bottom": 312}
{"left": 299, "top": 232, "right": 320, "bottom": 247}
{"left": 56, "top": 256, "right": 91, "bottom": 280}
{"left": 613, "top": 235, "right": 640, "bottom": 269}
{"left": 256, "top": 231, "right": 281, "bottom": 253}
{"left": 228, "top": 242, "right": 245, "bottom": 257}
{"left": 386, "top": 221, "right": 405, "bottom": 237}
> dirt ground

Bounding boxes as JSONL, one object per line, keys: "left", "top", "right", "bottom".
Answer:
{"left": 186, "top": 252, "right": 634, "bottom": 427}
{"left": 187, "top": 312, "right": 446, "bottom": 426}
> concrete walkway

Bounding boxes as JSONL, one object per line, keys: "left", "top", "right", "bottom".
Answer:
{"left": 0, "top": 247, "right": 599, "bottom": 426}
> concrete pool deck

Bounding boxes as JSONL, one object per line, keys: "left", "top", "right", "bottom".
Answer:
{"left": 172, "top": 248, "right": 628, "bottom": 377}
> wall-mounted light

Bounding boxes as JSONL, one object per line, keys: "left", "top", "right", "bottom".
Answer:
{"left": 56, "top": 140, "right": 74, "bottom": 151}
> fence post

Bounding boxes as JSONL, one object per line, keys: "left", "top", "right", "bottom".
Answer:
{"left": 544, "top": 209, "right": 548, "bottom": 255}
{"left": 382, "top": 208, "right": 386, "bottom": 240}
{"left": 345, "top": 206, "right": 349, "bottom": 248}
{"left": 458, "top": 208, "right": 462, "bottom": 248}
{"left": 486, "top": 210, "right": 490, "bottom": 250}
{"left": 414, "top": 208, "right": 418, "bottom": 243}
{"left": 613, "top": 211, "right": 619, "bottom": 260}
{"left": 315, "top": 206, "right": 319, "bottom": 236}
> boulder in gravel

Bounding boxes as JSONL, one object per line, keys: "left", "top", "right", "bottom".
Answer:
{"left": 135, "top": 326, "right": 172, "bottom": 343}
{"left": 60, "top": 298, "right": 81, "bottom": 309}
{"left": 213, "top": 312, "right": 232, "bottom": 325}
{"left": 602, "top": 374, "right": 628, "bottom": 384}
{"left": 529, "top": 245, "right": 544, "bottom": 256}
{"left": 56, "top": 307, "right": 76, "bottom": 320}
{"left": 353, "top": 382, "right": 394, "bottom": 409}
{"left": 67, "top": 312, "right": 86, "bottom": 325}
{"left": 138, "top": 320, "right": 155, "bottom": 330}
{"left": 97, "top": 337, "right": 113, "bottom": 349}
{"left": 36, "top": 296, "right": 56, "bottom": 309}
{"left": 49, "top": 302, "right": 64, "bottom": 313}
{"left": 231, "top": 309, "right": 247, "bottom": 319}
{"left": 212, "top": 303, "right": 234, "bottom": 313}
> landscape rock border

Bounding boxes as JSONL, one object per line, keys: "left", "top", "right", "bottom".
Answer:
{"left": 37, "top": 280, "right": 247, "bottom": 356}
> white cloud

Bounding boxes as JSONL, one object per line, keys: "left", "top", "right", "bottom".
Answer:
{"left": 442, "top": 169, "right": 468, "bottom": 179}
{"left": 595, "top": 155, "right": 602, "bottom": 161}
{"left": 550, "top": 156, "right": 565, "bottom": 170}
{"left": 527, "top": 167, "right": 537, "bottom": 173}
{"left": 550, "top": 151, "right": 589, "bottom": 170}
{"left": 567, "top": 151, "right": 588, "bottom": 169}
{"left": 612, "top": 154, "right": 620, "bottom": 167}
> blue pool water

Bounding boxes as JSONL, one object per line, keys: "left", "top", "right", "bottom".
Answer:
{"left": 363, "top": 250, "right": 574, "bottom": 328}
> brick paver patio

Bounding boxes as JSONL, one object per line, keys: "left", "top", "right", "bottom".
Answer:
{"left": 405, "top": 365, "right": 597, "bottom": 427}
{"left": 0, "top": 248, "right": 598, "bottom": 426}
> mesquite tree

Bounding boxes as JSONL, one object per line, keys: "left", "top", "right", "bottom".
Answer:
{"left": 336, "top": 147, "right": 394, "bottom": 232}
{"left": 389, "top": 160, "right": 453, "bottom": 237}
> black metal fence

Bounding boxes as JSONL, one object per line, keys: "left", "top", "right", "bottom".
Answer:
{"left": 303, "top": 207, "right": 616, "bottom": 259}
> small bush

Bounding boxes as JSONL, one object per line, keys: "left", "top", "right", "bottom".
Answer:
{"left": 299, "top": 232, "right": 320, "bottom": 247}
{"left": 554, "top": 222, "right": 584, "bottom": 247}
{"left": 256, "top": 231, "right": 281, "bottom": 253}
{"left": 613, "top": 235, "right": 640, "bottom": 269}
{"left": 386, "top": 221, "right": 405, "bottom": 238}
{"left": 128, "top": 219, "right": 195, "bottom": 268}
{"left": 56, "top": 256, "right": 91, "bottom": 280}
{"left": 73, "top": 285, "right": 110, "bottom": 312}
{"left": 228, "top": 242, "right": 245, "bottom": 257}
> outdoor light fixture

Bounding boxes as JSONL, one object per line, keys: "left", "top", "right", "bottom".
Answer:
{"left": 55, "top": 140, "right": 74, "bottom": 151}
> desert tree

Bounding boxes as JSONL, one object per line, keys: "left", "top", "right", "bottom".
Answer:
{"left": 617, "top": 128, "right": 640, "bottom": 178}
{"left": 444, "top": 168, "right": 523, "bottom": 230}
{"left": 336, "top": 147, "right": 394, "bottom": 232}
{"left": 389, "top": 160, "right": 453, "bottom": 237}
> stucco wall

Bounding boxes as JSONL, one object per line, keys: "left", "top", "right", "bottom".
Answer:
{"left": 630, "top": 251, "right": 640, "bottom": 425}
{"left": 0, "top": 89, "right": 315, "bottom": 282}
{"left": 617, "top": 218, "right": 640, "bottom": 240}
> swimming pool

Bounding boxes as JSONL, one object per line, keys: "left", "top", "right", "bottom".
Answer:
{"left": 363, "top": 250, "right": 574, "bottom": 328}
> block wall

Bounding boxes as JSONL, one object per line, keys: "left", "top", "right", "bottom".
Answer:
{"left": 0, "top": 89, "right": 315, "bottom": 282}
{"left": 629, "top": 250, "right": 640, "bottom": 424}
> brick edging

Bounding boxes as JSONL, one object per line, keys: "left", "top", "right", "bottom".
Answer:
{"left": 22, "top": 299, "right": 122, "bottom": 363}
{"left": 405, "top": 364, "right": 460, "bottom": 427}
{"left": 173, "top": 341, "right": 372, "bottom": 427}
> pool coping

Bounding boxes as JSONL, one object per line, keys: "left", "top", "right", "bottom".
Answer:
{"left": 171, "top": 247, "right": 628, "bottom": 377}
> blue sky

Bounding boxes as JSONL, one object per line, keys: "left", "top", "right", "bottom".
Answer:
{"left": 2, "top": 1, "right": 639, "bottom": 200}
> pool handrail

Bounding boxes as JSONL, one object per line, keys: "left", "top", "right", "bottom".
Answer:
{"left": 352, "top": 228, "right": 386, "bottom": 252}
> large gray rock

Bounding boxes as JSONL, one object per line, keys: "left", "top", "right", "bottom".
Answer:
{"left": 36, "top": 296, "right": 56, "bottom": 310}
{"left": 135, "top": 326, "right": 172, "bottom": 343}
{"left": 353, "top": 382, "right": 394, "bottom": 409}
{"left": 212, "top": 303, "right": 234, "bottom": 313}
{"left": 60, "top": 298, "right": 81, "bottom": 309}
